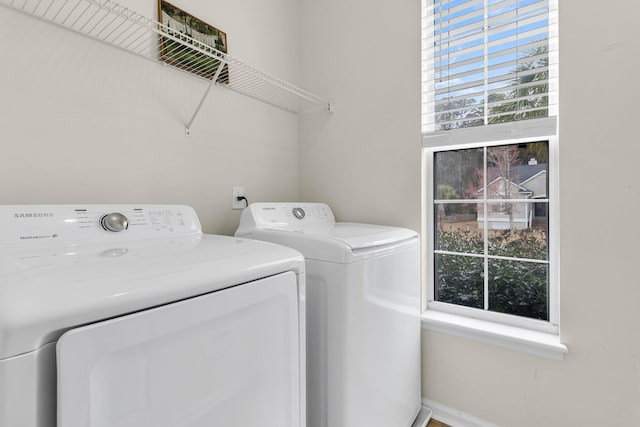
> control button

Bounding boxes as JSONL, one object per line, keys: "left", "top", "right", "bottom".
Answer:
{"left": 101, "top": 213, "right": 129, "bottom": 232}
{"left": 292, "top": 207, "right": 306, "bottom": 220}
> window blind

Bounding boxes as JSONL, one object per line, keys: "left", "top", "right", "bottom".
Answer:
{"left": 422, "top": 0, "right": 558, "bottom": 133}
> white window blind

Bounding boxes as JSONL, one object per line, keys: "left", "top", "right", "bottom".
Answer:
{"left": 422, "top": 0, "right": 558, "bottom": 133}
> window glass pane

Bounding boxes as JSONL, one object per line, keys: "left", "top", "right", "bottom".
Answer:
{"left": 486, "top": 202, "right": 548, "bottom": 260}
{"left": 435, "top": 254, "right": 484, "bottom": 309}
{"left": 434, "top": 148, "right": 483, "bottom": 200}
{"left": 485, "top": 142, "right": 548, "bottom": 201}
{"left": 488, "top": 259, "right": 548, "bottom": 320}
{"left": 435, "top": 203, "right": 484, "bottom": 255}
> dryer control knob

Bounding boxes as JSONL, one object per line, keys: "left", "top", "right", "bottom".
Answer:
{"left": 101, "top": 213, "right": 129, "bottom": 232}
{"left": 292, "top": 207, "right": 305, "bottom": 219}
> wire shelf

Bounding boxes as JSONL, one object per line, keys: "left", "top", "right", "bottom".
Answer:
{"left": 2, "top": 0, "right": 334, "bottom": 132}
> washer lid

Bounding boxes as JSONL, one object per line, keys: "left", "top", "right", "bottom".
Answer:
{"left": 236, "top": 203, "right": 419, "bottom": 262}
{"left": 237, "top": 222, "right": 418, "bottom": 263}
{"left": 0, "top": 234, "right": 304, "bottom": 360}
{"left": 328, "top": 223, "right": 418, "bottom": 250}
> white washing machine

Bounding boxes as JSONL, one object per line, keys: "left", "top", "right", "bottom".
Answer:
{"left": 235, "top": 203, "right": 431, "bottom": 427}
{"left": 0, "top": 204, "right": 306, "bottom": 427}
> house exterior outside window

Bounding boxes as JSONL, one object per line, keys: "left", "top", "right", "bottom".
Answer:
{"left": 422, "top": 0, "right": 562, "bottom": 346}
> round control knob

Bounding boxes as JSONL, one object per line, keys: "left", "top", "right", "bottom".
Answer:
{"left": 292, "top": 207, "right": 305, "bottom": 219}
{"left": 101, "top": 213, "right": 129, "bottom": 232}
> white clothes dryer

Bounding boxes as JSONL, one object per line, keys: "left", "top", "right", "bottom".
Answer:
{"left": 0, "top": 205, "right": 306, "bottom": 427}
{"left": 236, "top": 203, "right": 431, "bottom": 427}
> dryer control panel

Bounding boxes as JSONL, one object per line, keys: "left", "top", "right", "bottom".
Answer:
{"left": 0, "top": 205, "right": 202, "bottom": 246}
{"left": 236, "top": 203, "right": 335, "bottom": 235}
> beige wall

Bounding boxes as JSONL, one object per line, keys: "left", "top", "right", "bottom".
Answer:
{"left": 300, "top": 0, "right": 640, "bottom": 426}
{"left": 298, "top": 0, "right": 422, "bottom": 231}
{"left": 0, "top": 0, "right": 302, "bottom": 236}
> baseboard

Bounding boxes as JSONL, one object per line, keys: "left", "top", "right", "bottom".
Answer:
{"left": 411, "top": 405, "right": 433, "bottom": 427}
{"left": 422, "top": 398, "right": 500, "bottom": 427}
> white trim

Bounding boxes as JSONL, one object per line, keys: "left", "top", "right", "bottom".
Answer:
{"left": 421, "top": 310, "right": 568, "bottom": 361}
{"left": 423, "top": 148, "right": 435, "bottom": 311}
{"left": 427, "top": 299, "right": 557, "bottom": 333}
{"left": 422, "top": 116, "right": 557, "bottom": 148}
{"left": 547, "top": 133, "right": 560, "bottom": 339}
{"left": 422, "top": 398, "right": 500, "bottom": 427}
{"left": 412, "top": 406, "right": 434, "bottom": 427}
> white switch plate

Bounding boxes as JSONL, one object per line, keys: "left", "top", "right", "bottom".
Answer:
{"left": 232, "top": 186, "right": 245, "bottom": 210}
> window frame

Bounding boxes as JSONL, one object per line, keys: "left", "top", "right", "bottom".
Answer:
{"left": 422, "top": 129, "right": 559, "bottom": 335}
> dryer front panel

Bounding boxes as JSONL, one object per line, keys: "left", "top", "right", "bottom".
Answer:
{"left": 57, "top": 271, "right": 301, "bottom": 427}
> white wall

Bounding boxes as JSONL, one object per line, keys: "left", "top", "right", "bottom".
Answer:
{"left": 300, "top": 1, "right": 640, "bottom": 426}
{"left": 0, "top": 0, "right": 301, "bottom": 236}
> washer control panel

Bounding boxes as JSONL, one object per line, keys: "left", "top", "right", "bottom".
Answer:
{"left": 236, "top": 203, "right": 335, "bottom": 235}
{"left": 0, "top": 205, "right": 202, "bottom": 246}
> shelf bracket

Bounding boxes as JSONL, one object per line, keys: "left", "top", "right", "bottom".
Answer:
{"left": 185, "top": 62, "right": 225, "bottom": 136}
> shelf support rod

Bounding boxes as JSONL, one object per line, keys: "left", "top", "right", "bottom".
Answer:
{"left": 185, "top": 63, "right": 225, "bottom": 136}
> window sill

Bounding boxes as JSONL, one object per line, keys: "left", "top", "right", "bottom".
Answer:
{"left": 421, "top": 310, "right": 568, "bottom": 361}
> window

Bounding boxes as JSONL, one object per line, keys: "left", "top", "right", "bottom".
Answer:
{"left": 422, "top": 0, "right": 558, "bottom": 333}
{"left": 432, "top": 140, "right": 551, "bottom": 321}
